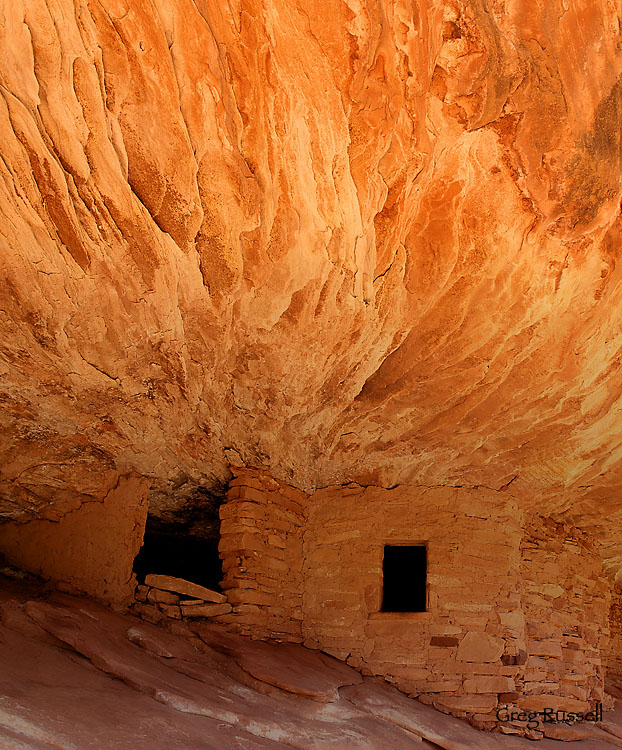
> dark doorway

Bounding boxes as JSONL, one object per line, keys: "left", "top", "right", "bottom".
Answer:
{"left": 381, "top": 544, "right": 427, "bottom": 612}
{"left": 133, "top": 485, "right": 226, "bottom": 591}
{"left": 133, "top": 526, "right": 222, "bottom": 590}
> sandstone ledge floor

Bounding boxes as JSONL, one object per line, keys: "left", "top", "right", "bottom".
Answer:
{"left": 1, "top": 575, "right": 621, "bottom": 750}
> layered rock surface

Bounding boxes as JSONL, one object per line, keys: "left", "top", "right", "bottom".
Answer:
{"left": 2, "top": 0, "right": 622, "bottom": 561}
{"left": 1, "top": 574, "right": 622, "bottom": 749}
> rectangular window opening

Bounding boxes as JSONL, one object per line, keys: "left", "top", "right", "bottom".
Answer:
{"left": 381, "top": 544, "right": 427, "bottom": 613}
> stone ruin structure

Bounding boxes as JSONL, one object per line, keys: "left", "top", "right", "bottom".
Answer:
{"left": 217, "top": 471, "right": 611, "bottom": 731}
{"left": 0, "top": 464, "right": 615, "bottom": 735}
{"left": 2, "top": 0, "right": 622, "bottom": 741}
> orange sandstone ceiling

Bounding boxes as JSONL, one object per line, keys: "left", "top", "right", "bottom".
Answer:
{"left": 2, "top": 0, "right": 622, "bottom": 543}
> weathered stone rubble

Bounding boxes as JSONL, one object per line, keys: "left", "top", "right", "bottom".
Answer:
{"left": 133, "top": 573, "right": 232, "bottom": 622}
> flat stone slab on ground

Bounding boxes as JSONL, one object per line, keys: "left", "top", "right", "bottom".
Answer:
{"left": 147, "top": 588, "right": 180, "bottom": 605}
{"left": 144, "top": 575, "right": 227, "bottom": 603}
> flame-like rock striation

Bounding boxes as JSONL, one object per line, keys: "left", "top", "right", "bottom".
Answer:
{"left": 2, "top": 0, "right": 622, "bottom": 564}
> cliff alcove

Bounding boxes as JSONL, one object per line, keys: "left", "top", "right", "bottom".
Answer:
{"left": 2, "top": 0, "right": 622, "bottom": 745}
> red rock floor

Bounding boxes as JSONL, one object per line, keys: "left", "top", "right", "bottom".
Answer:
{"left": 0, "top": 574, "right": 621, "bottom": 749}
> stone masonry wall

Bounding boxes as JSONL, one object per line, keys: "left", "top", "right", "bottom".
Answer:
{"left": 516, "top": 517, "right": 609, "bottom": 715}
{"left": 218, "top": 475, "right": 610, "bottom": 729}
{"left": 605, "top": 592, "right": 622, "bottom": 697}
{"left": 217, "top": 469, "right": 306, "bottom": 642}
{"left": 302, "top": 484, "right": 525, "bottom": 729}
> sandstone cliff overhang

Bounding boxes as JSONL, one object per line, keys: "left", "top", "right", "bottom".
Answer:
{"left": 1, "top": 0, "right": 622, "bottom": 567}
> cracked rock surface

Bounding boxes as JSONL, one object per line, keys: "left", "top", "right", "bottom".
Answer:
{"left": 2, "top": 0, "right": 622, "bottom": 559}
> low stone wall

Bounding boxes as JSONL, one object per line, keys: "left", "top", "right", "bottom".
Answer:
{"left": 217, "top": 468, "right": 306, "bottom": 641}
{"left": 131, "top": 574, "right": 232, "bottom": 624}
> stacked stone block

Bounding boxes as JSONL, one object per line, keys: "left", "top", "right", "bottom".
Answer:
{"left": 132, "top": 573, "right": 232, "bottom": 624}
{"left": 218, "top": 468, "right": 306, "bottom": 642}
